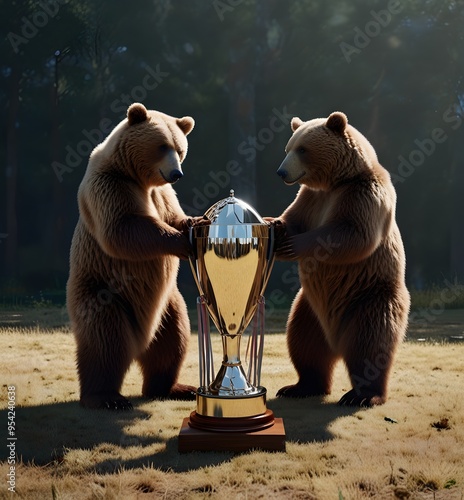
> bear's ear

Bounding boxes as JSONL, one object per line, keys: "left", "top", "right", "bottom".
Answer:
{"left": 177, "top": 116, "right": 195, "bottom": 136}
{"left": 127, "top": 103, "right": 148, "bottom": 125}
{"left": 326, "top": 112, "right": 348, "bottom": 134}
{"left": 291, "top": 117, "right": 303, "bottom": 132}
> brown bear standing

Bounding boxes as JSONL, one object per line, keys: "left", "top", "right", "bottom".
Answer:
{"left": 274, "top": 111, "right": 410, "bottom": 407}
{"left": 67, "top": 103, "right": 197, "bottom": 409}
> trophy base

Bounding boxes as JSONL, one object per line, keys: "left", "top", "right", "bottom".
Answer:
{"left": 178, "top": 411, "right": 286, "bottom": 453}
{"left": 196, "top": 387, "right": 268, "bottom": 418}
{"left": 189, "top": 408, "right": 275, "bottom": 433}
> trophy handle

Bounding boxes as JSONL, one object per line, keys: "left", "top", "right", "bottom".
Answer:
{"left": 246, "top": 296, "right": 265, "bottom": 387}
{"left": 197, "top": 296, "right": 215, "bottom": 389}
{"left": 261, "top": 223, "right": 276, "bottom": 295}
{"left": 266, "top": 222, "right": 274, "bottom": 261}
{"left": 189, "top": 226, "right": 204, "bottom": 297}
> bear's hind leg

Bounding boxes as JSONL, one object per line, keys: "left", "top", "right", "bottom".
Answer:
{"left": 138, "top": 289, "right": 196, "bottom": 401}
{"left": 277, "top": 289, "right": 339, "bottom": 398}
{"left": 73, "top": 298, "right": 136, "bottom": 410}
{"left": 337, "top": 293, "right": 407, "bottom": 407}
{"left": 339, "top": 345, "right": 393, "bottom": 408}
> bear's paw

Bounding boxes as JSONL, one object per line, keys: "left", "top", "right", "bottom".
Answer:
{"left": 338, "top": 388, "right": 386, "bottom": 407}
{"left": 80, "top": 392, "right": 133, "bottom": 411}
{"left": 277, "top": 382, "right": 330, "bottom": 398}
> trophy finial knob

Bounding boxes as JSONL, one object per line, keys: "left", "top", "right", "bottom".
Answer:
{"left": 229, "top": 189, "right": 235, "bottom": 198}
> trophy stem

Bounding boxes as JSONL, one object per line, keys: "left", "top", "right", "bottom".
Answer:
{"left": 221, "top": 334, "right": 241, "bottom": 365}
{"left": 197, "top": 295, "right": 268, "bottom": 397}
{"left": 209, "top": 333, "right": 254, "bottom": 395}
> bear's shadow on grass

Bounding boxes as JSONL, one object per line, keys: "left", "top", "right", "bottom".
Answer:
{"left": 1, "top": 396, "right": 357, "bottom": 473}
{"left": 268, "top": 396, "right": 357, "bottom": 443}
{"left": 0, "top": 399, "right": 163, "bottom": 464}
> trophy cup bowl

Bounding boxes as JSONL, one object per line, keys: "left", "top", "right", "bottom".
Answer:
{"left": 178, "top": 190, "right": 285, "bottom": 452}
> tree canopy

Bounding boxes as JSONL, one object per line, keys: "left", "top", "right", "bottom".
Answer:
{"left": 1, "top": 0, "right": 463, "bottom": 301}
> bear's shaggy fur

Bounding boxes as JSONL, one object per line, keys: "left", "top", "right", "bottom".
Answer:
{"left": 67, "top": 103, "right": 197, "bottom": 409}
{"left": 274, "top": 111, "right": 410, "bottom": 407}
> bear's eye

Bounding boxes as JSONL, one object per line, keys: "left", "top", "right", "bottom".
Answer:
{"left": 159, "top": 144, "right": 169, "bottom": 153}
{"left": 297, "top": 146, "right": 306, "bottom": 155}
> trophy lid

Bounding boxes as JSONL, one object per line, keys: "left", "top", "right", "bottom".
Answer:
{"left": 204, "top": 189, "right": 265, "bottom": 225}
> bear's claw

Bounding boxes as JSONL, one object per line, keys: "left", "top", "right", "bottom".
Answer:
{"left": 80, "top": 392, "right": 133, "bottom": 410}
{"left": 104, "top": 399, "right": 133, "bottom": 411}
{"left": 276, "top": 383, "right": 328, "bottom": 398}
{"left": 338, "top": 389, "right": 386, "bottom": 407}
{"left": 146, "top": 384, "right": 197, "bottom": 401}
{"left": 167, "top": 384, "right": 197, "bottom": 401}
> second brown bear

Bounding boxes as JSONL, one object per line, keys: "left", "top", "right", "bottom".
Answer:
{"left": 273, "top": 111, "right": 410, "bottom": 407}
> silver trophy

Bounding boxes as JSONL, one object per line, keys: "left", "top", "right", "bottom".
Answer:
{"left": 178, "top": 190, "right": 285, "bottom": 451}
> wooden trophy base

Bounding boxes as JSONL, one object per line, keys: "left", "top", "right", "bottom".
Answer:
{"left": 178, "top": 410, "right": 286, "bottom": 453}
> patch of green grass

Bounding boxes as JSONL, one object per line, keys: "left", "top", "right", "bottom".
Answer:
{"left": 0, "top": 290, "right": 66, "bottom": 309}
{"left": 445, "top": 479, "right": 457, "bottom": 489}
{"left": 410, "top": 282, "right": 464, "bottom": 311}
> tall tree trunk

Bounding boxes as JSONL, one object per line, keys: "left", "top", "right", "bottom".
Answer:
{"left": 5, "top": 63, "right": 20, "bottom": 280}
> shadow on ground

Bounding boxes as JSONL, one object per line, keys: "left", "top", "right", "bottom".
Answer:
{"left": 267, "top": 396, "right": 356, "bottom": 443}
{"left": 0, "top": 395, "right": 356, "bottom": 473}
{"left": 0, "top": 399, "right": 158, "bottom": 463}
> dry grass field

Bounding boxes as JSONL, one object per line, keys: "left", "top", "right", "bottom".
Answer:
{"left": 0, "top": 307, "right": 463, "bottom": 499}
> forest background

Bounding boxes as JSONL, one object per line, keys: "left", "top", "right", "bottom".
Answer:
{"left": 1, "top": 0, "right": 463, "bottom": 311}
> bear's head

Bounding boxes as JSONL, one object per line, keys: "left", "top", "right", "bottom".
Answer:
{"left": 112, "top": 103, "right": 195, "bottom": 186}
{"left": 277, "top": 112, "right": 378, "bottom": 190}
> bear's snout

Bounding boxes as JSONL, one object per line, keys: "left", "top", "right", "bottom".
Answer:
{"left": 169, "top": 169, "right": 183, "bottom": 183}
{"left": 277, "top": 167, "right": 288, "bottom": 180}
